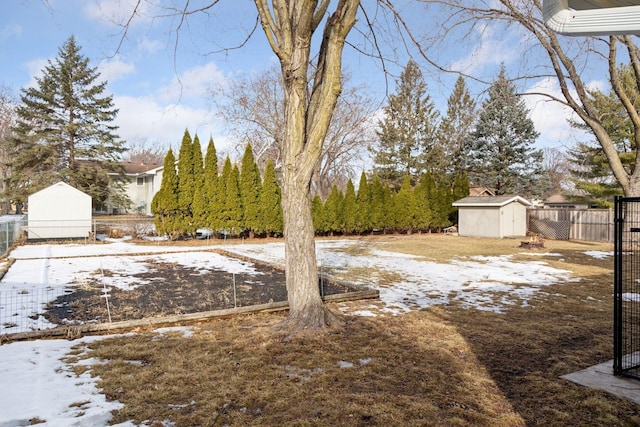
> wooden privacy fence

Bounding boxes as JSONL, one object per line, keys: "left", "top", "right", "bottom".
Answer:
{"left": 527, "top": 208, "right": 614, "bottom": 242}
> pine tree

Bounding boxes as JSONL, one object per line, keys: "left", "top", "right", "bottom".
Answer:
{"left": 438, "top": 76, "right": 477, "bottom": 176}
{"left": 151, "top": 148, "right": 179, "bottom": 237}
{"left": 355, "top": 171, "right": 371, "bottom": 233}
{"left": 7, "top": 35, "right": 127, "bottom": 208}
{"left": 240, "top": 143, "right": 262, "bottom": 237}
{"left": 372, "top": 60, "right": 440, "bottom": 187}
{"left": 467, "top": 66, "right": 545, "bottom": 197}
{"left": 342, "top": 179, "right": 357, "bottom": 234}
{"left": 259, "top": 159, "right": 283, "bottom": 236}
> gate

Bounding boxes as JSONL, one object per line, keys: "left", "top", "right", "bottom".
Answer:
{"left": 614, "top": 197, "right": 640, "bottom": 379}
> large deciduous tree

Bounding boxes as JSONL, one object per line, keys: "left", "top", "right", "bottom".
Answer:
{"left": 253, "top": 0, "right": 360, "bottom": 329}
{"left": 7, "top": 35, "right": 127, "bottom": 208}
{"left": 414, "top": 0, "right": 640, "bottom": 197}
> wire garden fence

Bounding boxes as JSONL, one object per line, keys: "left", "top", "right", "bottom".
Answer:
{"left": 0, "top": 265, "right": 373, "bottom": 339}
{"left": 0, "top": 216, "right": 27, "bottom": 256}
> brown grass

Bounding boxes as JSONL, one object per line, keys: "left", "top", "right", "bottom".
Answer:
{"left": 73, "top": 235, "right": 640, "bottom": 426}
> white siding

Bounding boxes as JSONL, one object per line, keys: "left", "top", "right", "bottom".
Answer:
{"left": 27, "top": 182, "right": 92, "bottom": 239}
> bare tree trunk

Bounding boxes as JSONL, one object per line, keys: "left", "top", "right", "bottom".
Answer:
{"left": 254, "top": 0, "right": 359, "bottom": 331}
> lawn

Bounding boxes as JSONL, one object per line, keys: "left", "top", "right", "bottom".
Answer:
{"left": 2, "top": 234, "right": 639, "bottom": 426}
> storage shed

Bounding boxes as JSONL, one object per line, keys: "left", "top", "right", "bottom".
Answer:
{"left": 27, "top": 182, "right": 92, "bottom": 239}
{"left": 452, "top": 195, "right": 532, "bottom": 238}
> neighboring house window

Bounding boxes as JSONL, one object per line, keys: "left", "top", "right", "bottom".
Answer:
{"left": 136, "top": 177, "right": 144, "bottom": 186}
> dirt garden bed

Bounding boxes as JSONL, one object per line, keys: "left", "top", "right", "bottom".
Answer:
{"left": 41, "top": 251, "right": 357, "bottom": 326}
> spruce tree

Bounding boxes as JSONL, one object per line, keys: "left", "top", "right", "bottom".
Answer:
{"left": 467, "top": 66, "right": 545, "bottom": 197}
{"left": 240, "top": 143, "right": 262, "bottom": 237}
{"left": 438, "top": 76, "right": 477, "bottom": 176}
{"left": 259, "top": 159, "right": 283, "bottom": 236}
{"left": 372, "top": 60, "right": 440, "bottom": 187}
{"left": 342, "top": 179, "right": 357, "bottom": 234}
{"left": 151, "top": 148, "right": 179, "bottom": 237}
{"left": 355, "top": 171, "right": 371, "bottom": 233}
{"left": 7, "top": 35, "right": 127, "bottom": 208}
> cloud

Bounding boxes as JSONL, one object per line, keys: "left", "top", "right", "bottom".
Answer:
{"left": 524, "top": 77, "right": 591, "bottom": 149}
{"left": 113, "top": 94, "right": 231, "bottom": 153}
{"left": 98, "top": 55, "right": 136, "bottom": 82}
{"left": 82, "top": 0, "right": 155, "bottom": 27}
{"left": 449, "top": 22, "right": 518, "bottom": 75}
{"left": 157, "top": 61, "right": 228, "bottom": 103}
{"left": 0, "top": 24, "right": 22, "bottom": 42}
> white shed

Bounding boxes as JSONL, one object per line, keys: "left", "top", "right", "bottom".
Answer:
{"left": 27, "top": 182, "right": 92, "bottom": 239}
{"left": 452, "top": 195, "right": 532, "bottom": 238}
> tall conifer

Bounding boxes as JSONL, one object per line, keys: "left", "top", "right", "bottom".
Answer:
{"left": 151, "top": 148, "right": 179, "bottom": 237}
{"left": 240, "top": 143, "right": 262, "bottom": 237}
{"left": 343, "top": 179, "right": 357, "bottom": 234}
{"left": 259, "top": 159, "right": 283, "bottom": 236}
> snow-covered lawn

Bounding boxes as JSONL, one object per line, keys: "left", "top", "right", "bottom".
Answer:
{"left": 0, "top": 238, "right": 610, "bottom": 426}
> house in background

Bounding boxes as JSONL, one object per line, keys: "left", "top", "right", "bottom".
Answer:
{"left": 453, "top": 195, "right": 532, "bottom": 238}
{"left": 27, "top": 182, "right": 92, "bottom": 239}
{"left": 110, "top": 162, "right": 164, "bottom": 215}
{"left": 543, "top": 194, "right": 589, "bottom": 209}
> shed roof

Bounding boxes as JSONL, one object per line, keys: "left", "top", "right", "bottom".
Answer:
{"left": 29, "top": 181, "right": 90, "bottom": 199}
{"left": 452, "top": 195, "right": 532, "bottom": 207}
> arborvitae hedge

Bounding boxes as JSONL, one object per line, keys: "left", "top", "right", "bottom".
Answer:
{"left": 152, "top": 133, "right": 469, "bottom": 238}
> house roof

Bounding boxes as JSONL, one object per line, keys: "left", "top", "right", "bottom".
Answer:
{"left": 469, "top": 186, "right": 495, "bottom": 197}
{"left": 543, "top": 0, "right": 640, "bottom": 35}
{"left": 452, "top": 195, "right": 532, "bottom": 207}
{"left": 28, "top": 181, "right": 91, "bottom": 199}
{"left": 121, "top": 162, "right": 163, "bottom": 175}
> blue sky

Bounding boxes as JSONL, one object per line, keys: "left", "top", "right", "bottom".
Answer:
{"left": 1, "top": 0, "right": 590, "bottom": 161}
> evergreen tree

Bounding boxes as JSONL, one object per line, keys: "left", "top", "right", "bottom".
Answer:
{"left": 467, "top": 66, "right": 545, "bottom": 197}
{"left": 355, "top": 171, "right": 371, "bottom": 233}
{"left": 259, "top": 159, "right": 283, "bottom": 236}
{"left": 191, "top": 135, "right": 207, "bottom": 228}
{"left": 369, "top": 174, "right": 387, "bottom": 232}
{"left": 372, "top": 60, "right": 440, "bottom": 187}
{"left": 176, "top": 130, "right": 195, "bottom": 234}
{"left": 151, "top": 148, "right": 179, "bottom": 237}
{"left": 324, "top": 184, "right": 345, "bottom": 235}
{"left": 394, "top": 175, "right": 419, "bottom": 233}
{"left": 7, "top": 35, "right": 127, "bottom": 208}
{"left": 240, "top": 143, "right": 262, "bottom": 237}
{"left": 450, "top": 171, "right": 470, "bottom": 224}
{"left": 219, "top": 158, "right": 243, "bottom": 235}
{"left": 438, "top": 76, "right": 477, "bottom": 176}
{"left": 342, "top": 179, "right": 357, "bottom": 234}
{"left": 311, "top": 194, "right": 327, "bottom": 235}
{"left": 204, "top": 137, "right": 220, "bottom": 229}
{"left": 415, "top": 172, "right": 435, "bottom": 231}
{"left": 566, "top": 64, "right": 639, "bottom": 206}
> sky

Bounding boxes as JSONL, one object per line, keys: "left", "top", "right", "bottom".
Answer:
{"left": 0, "top": 237, "right": 612, "bottom": 425}
{"left": 1, "top": 1, "right": 595, "bottom": 163}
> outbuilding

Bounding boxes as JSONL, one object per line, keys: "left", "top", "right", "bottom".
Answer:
{"left": 452, "top": 195, "right": 532, "bottom": 238}
{"left": 27, "top": 182, "right": 92, "bottom": 240}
